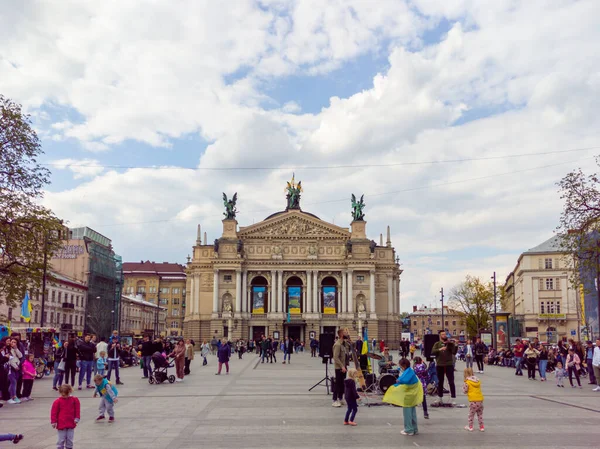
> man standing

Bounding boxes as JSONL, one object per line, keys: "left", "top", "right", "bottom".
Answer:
{"left": 513, "top": 339, "right": 525, "bottom": 376}
{"left": 474, "top": 337, "right": 487, "bottom": 374}
{"left": 77, "top": 335, "right": 96, "bottom": 390}
{"left": 210, "top": 336, "right": 218, "bottom": 355}
{"left": 106, "top": 339, "right": 124, "bottom": 385}
{"left": 260, "top": 335, "right": 269, "bottom": 363}
{"left": 585, "top": 341, "right": 596, "bottom": 385}
{"left": 140, "top": 335, "right": 154, "bottom": 379}
{"left": 332, "top": 329, "right": 348, "bottom": 408}
{"left": 592, "top": 339, "right": 600, "bottom": 392}
{"left": 310, "top": 338, "right": 318, "bottom": 357}
{"left": 431, "top": 330, "right": 458, "bottom": 404}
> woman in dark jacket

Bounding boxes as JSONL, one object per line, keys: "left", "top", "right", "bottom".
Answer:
{"left": 63, "top": 340, "right": 78, "bottom": 386}
{"left": 216, "top": 340, "right": 230, "bottom": 375}
{"left": 52, "top": 343, "right": 66, "bottom": 390}
{"left": 0, "top": 338, "right": 10, "bottom": 401}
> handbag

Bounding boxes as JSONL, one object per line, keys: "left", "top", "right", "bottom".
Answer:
{"left": 58, "top": 360, "right": 66, "bottom": 371}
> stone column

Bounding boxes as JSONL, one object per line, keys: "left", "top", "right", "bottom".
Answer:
{"left": 242, "top": 270, "right": 248, "bottom": 313}
{"left": 195, "top": 274, "right": 202, "bottom": 313}
{"left": 278, "top": 270, "right": 284, "bottom": 314}
{"left": 387, "top": 274, "right": 393, "bottom": 315}
{"left": 347, "top": 270, "right": 354, "bottom": 315}
{"left": 306, "top": 271, "right": 313, "bottom": 313}
{"left": 270, "top": 270, "right": 276, "bottom": 314}
{"left": 397, "top": 277, "right": 401, "bottom": 315}
{"left": 313, "top": 270, "right": 319, "bottom": 313}
{"left": 213, "top": 270, "right": 219, "bottom": 313}
{"left": 369, "top": 270, "right": 376, "bottom": 315}
{"left": 188, "top": 275, "right": 195, "bottom": 315}
{"left": 235, "top": 270, "right": 242, "bottom": 313}
{"left": 341, "top": 270, "right": 347, "bottom": 314}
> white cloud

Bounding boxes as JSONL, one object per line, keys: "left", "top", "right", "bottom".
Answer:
{"left": 3, "top": 1, "right": 599, "bottom": 312}
{"left": 50, "top": 158, "right": 105, "bottom": 179}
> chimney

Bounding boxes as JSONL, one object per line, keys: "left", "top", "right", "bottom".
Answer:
{"left": 412, "top": 305, "right": 417, "bottom": 312}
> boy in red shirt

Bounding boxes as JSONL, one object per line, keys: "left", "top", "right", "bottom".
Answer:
{"left": 50, "top": 384, "right": 81, "bottom": 449}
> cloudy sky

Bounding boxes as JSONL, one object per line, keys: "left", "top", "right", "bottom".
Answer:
{"left": 1, "top": 0, "right": 599, "bottom": 312}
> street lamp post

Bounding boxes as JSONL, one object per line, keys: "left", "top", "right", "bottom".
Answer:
{"left": 440, "top": 288, "right": 444, "bottom": 332}
{"left": 492, "top": 272, "right": 498, "bottom": 350}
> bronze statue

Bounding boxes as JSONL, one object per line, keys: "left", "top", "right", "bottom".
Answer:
{"left": 351, "top": 194, "right": 365, "bottom": 221}
{"left": 285, "top": 173, "right": 302, "bottom": 210}
{"left": 223, "top": 192, "right": 238, "bottom": 219}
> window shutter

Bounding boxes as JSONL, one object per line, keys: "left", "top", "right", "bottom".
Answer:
{"left": 539, "top": 279, "right": 544, "bottom": 290}
{"left": 554, "top": 258, "right": 559, "bottom": 269}
{"left": 538, "top": 258, "right": 543, "bottom": 269}
{"left": 556, "top": 278, "right": 561, "bottom": 290}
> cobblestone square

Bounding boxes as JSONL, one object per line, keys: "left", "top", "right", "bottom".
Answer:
{"left": 2, "top": 352, "right": 599, "bottom": 449}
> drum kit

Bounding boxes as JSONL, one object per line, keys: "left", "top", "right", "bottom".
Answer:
{"left": 364, "top": 352, "right": 401, "bottom": 394}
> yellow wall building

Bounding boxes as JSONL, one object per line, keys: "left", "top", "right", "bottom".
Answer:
{"left": 122, "top": 261, "right": 186, "bottom": 336}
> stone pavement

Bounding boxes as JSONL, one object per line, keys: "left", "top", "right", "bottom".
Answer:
{"left": 1, "top": 351, "right": 599, "bottom": 449}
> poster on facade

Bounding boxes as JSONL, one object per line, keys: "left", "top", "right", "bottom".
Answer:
{"left": 288, "top": 286, "right": 301, "bottom": 314}
{"left": 252, "top": 287, "right": 265, "bottom": 314}
{"left": 495, "top": 316, "right": 507, "bottom": 348}
{"left": 323, "top": 286, "right": 336, "bottom": 314}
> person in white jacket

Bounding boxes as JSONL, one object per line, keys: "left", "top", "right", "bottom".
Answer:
{"left": 592, "top": 338, "right": 600, "bottom": 392}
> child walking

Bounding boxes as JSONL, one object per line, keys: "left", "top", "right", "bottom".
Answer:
{"left": 413, "top": 357, "right": 430, "bottom": 419}
{"left": 383, "top": 358, "right": 423, "bottom": 436}
{"left": 463, "top": 367, "right": 484, "bottom": 432}
{"left": 343, "top": 368, "right": 360, "bottom": 426}
{"left": 96, "top": 351, "right": 108, "bottom": 377}
{"left": 50, "top": 384, "right": 81, "bottom": 449}
{"left": 21, "top": 353, "right": 36, "bottom": 401}
{"left": 93, "top": 374, "right": 118, "bottom": 423}
{"left": 555, "top": 361, "right": 566, "bottom": 387}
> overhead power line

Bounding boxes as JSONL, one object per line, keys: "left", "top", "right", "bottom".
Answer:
{"left": 91, "top": 156, "right": 593, "bottom": 228}
{"left": 42, "top": 145, "right": 600, "bottom": 172}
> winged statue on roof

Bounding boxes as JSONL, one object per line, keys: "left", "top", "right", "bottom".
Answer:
{"left": 223, "top": 192, "right": 238, "bottom": 219}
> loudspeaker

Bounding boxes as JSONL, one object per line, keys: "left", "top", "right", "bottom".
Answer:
{"left": 423, "top": 334, "right": 440, "bottom": 361}
{"left": 319, "top": 333, "right": 335, "bottom": 358}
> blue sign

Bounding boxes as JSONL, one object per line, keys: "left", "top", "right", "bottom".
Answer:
{"left": 571, "top": 330, "right": 576, "bottom": 336}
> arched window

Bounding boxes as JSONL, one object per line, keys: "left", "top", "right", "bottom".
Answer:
{"left": 251, "top": 276, "right": 268, "bottom": 314}
{"left": 286, "top": 276, "right": 303, "bottom": 315}
{"left": 322, "top": 276, "right": 338, "bottom": 315}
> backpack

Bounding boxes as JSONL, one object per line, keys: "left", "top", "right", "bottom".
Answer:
{"left": 426, "top": 382, "right": 437, "bottom": 396}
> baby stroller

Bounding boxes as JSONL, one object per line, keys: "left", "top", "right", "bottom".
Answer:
{"left": 149, "top": 352, "right": 176, "bottom": 384}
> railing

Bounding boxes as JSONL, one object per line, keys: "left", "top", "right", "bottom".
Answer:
{"left": 61, "top": 302, "right": 75, "bottom": 309}
{"left": 61, "top": 323, "right": 73, "bottom": 330}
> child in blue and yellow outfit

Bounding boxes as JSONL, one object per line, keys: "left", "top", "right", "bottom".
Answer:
{"left": 93, "top": 374, "right": 118, "bottom": 423}
{"left": 383, "top": 358, "right": 423, "bottom": 436}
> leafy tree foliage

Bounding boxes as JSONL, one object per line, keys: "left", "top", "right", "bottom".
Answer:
{"left": 449, "top": 275, "right": 494, "bottom": 337}
{"left": 0, "top": 95, "right": 63, "bottom": 307}
{"left": 556, "top": 158, "right": 600, "bottom": 334}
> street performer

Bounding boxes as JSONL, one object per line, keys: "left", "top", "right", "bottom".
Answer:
{"left": 332, "top": 329, "right": 349, "bottom": 408}
{"left": 378, "top": 347, "right": 395, "bottom": 374}
{"left": 431, "top": 330, "right": 458, "bottom": 405}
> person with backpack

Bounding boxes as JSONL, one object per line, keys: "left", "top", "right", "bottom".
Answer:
{"left": 474, "top": 338, "right": 487, "bottom": 374}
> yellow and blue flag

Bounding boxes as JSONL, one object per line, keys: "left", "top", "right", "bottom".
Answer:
{"left": 362, "top": 328, "right": 371, "bottom": 373}
{"left": 20, "top": 291, "right": 32, "bottom": 323}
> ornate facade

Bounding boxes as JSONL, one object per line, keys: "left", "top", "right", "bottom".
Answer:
{"left": 184, "top": 186, "right": 402, "bottom": 346}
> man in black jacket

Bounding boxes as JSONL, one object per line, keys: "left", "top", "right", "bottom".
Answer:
{"left": 141, "top": 335, "right": 155, "bottom": 378}
{"left": 474, "top": 338, "right": 488, "bottom": 374}
{"left": 77, "top": 334, "right": 97, "bottom": 390}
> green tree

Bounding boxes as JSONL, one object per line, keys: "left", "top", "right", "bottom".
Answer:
{"left": 449, "top": 275, "right": 494, "bottom": 337}
{"left": 0, "top": 95, "right": 63, "bottom": 307}
{"left": 555, "top": 158, "right": 600, "bottom": 338}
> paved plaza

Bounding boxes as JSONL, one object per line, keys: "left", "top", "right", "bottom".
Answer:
{"left": 2, "top": 351, "right": 599, "bottom": 449}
